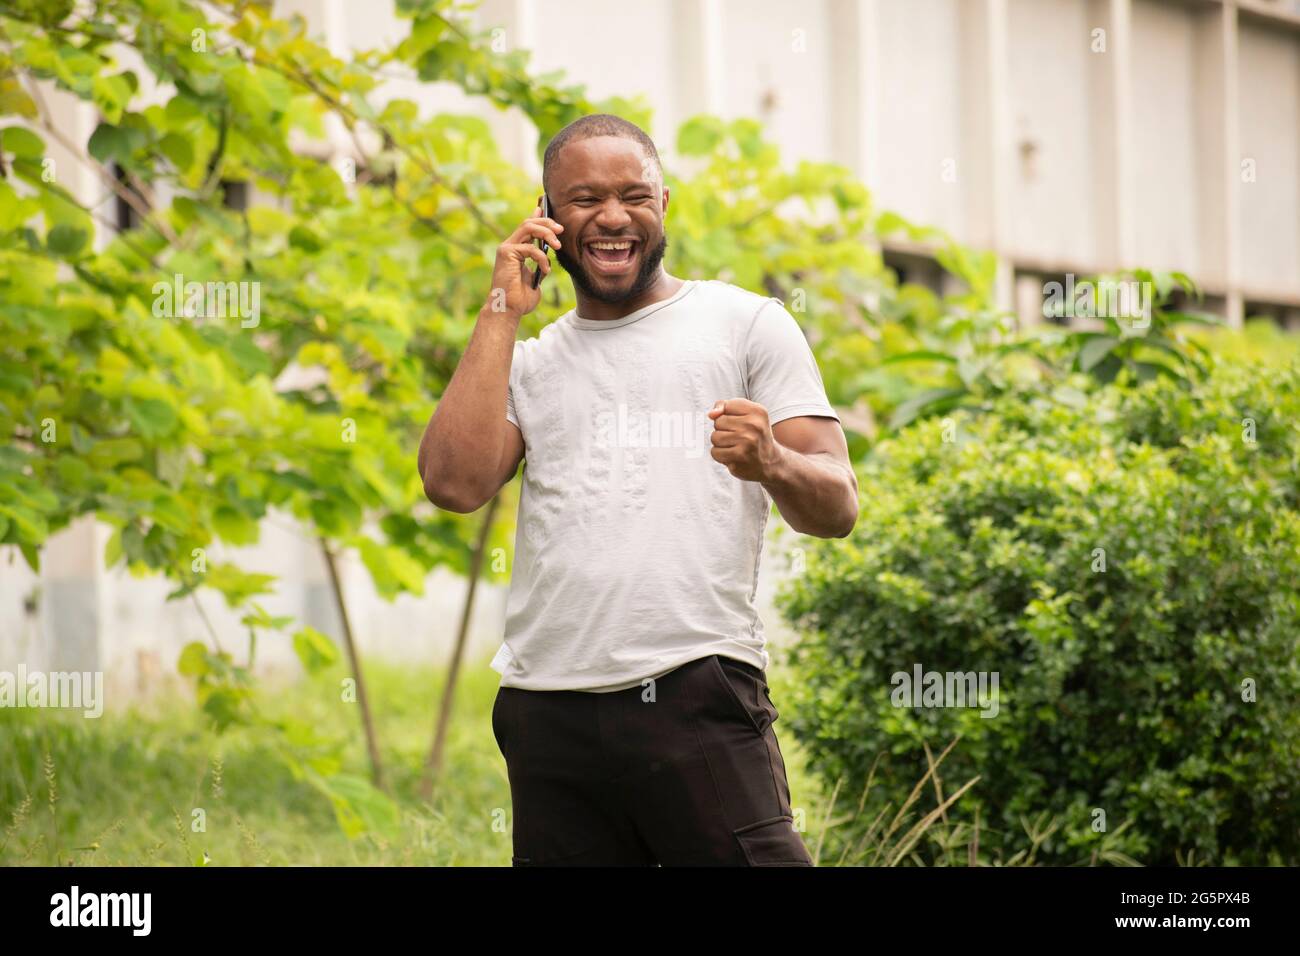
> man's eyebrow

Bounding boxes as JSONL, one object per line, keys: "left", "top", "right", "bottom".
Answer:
{"left": 562, "top": 181, "right": 656, "bottom": 196}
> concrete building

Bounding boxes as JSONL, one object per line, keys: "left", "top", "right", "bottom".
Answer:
{"left": 303, "top": 0, "right": 1300, "bottom": 328}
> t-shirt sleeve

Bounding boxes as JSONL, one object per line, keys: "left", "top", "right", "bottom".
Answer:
{"left": 505, "top": 340, "right": 522, "bottom": 428}
{"left": 742, "top": 299, "right": 840, "bottom": 426}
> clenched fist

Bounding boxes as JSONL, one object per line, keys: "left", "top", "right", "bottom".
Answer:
{"left": 707, "top": 398, "right": 783, "bottom": 482}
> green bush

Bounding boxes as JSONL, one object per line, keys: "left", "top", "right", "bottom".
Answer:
{"left": 776, "top": 362, "right": 1300, "bottom": 865}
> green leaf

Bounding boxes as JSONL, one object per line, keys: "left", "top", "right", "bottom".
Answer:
{"left": 1, "top": 126, "right": 45, "bottom": 159}
{"left": 177, "top": 641, "right": 211, "bottom": 677}
{"left": 310, "top": 494, "right": 362, "bottom": 538}
{"left": 353, "top": 454, "right": 404, "bottom": 509}
{"left": 304, "top": 770, "right": 401, "bottom": 840}
{"left": 199, "top": 684, "right": 254, "bottom": 732}
{"left": 1131, "top": 360, "right": 1181, "bottom": 382}
{"left": 676, "top": 115, "right": 724, "bottom": 156}
{"left": 87, "top": 437, "right": 143, "bottom": 469}
{"left": 1078, "top": 336, "right": 1119, "bottom": 372}
{"left": 292, "top": 626, "right": 340, "bottom": 674}
{"left": 1151, "top": 271, "right": 1175, "bottom": 301}
{"left": 213, "top": 504, "right": 260, "bottom": 545}
{"left": 0, "top": 179, "right": 37, "bottom": 230}
{"left": 1090, "top": 353, "right": 1123, "bottom": 384}
{"left": 730, "top": 119, "right": 764, "bottom": 159}
{"left": 159, "top": 132, "right": 194, "bottom": 170}
{"left": 1051, "top": 385, "right": 1089, "bottom": 410}
{"left": 0, "top": 503, "right": 50, "bottom": 543}
{"left": 289, "top": 224, "right": 324, "bottom": 252}
{"left": 1169, "top": 271, "right": 1199, "bottom": 297}
{"left": 91, "top": 73, "right": 135, "bottom": 124}
{"left": 86, "top": 122, "right": 147, "bottom": 165}
{"left": 46, "top": 223, "right": 88, "bottom": 257}
{"left": 881, "top": 350, "right": 958, "bottom": 366}
{"left": 889, "top": 387, "right": 968, "bottom": 430}
{"left": 203, "top": 564, "right": 276, "bottom": 607}
{"left": 240, "top": 602, "right": 294, "bottom": 631}
{"left": 356, "top": 537, "right": 426, "bottom": 598}
{"left": 104, "top": 527, "right": 123, "bottom": 566}
{"left": 125, "top": 395, "right": 178, "bottom": 438}
{"left": 0, "top": 77, "right": 38, "bottom": 118}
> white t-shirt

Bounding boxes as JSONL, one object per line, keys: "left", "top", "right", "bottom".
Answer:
{"left": 490, "top": 278, "right": 840, "bottom": 691}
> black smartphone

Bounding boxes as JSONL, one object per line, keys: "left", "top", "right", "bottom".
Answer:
{"left": 531, "top": 193, "right": 551, "bottom": 289}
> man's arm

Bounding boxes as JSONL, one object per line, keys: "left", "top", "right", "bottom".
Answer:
{"left": 416, "top": 313, "right": 525, "bottom": 512}
{"left": 417, "top": 205, "right": 562, "bottom": 512}
{"left": 707, "top": 399, "right": 859, "bottom": 538}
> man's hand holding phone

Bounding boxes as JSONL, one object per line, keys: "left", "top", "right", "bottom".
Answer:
{"left": 485, "top": 201, "right": 562, "bottom": 321}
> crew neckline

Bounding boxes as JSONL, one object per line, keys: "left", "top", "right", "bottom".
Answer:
{"left": 566, "top": 279, "right": 699, "bottom": 331}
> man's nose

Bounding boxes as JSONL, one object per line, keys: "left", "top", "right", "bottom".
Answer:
{"left": 594, "top": 198, "right": 632, "bottom": 231}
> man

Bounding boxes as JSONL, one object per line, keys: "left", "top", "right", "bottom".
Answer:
{"left": 417, "top": 114, "right": 858, "bottom": 866}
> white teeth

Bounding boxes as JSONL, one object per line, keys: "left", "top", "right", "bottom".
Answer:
{"left": 590, "top": 241, "right": 632, "bottom": 250}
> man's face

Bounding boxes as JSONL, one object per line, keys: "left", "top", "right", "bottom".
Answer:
{"left": 546, "top": 136, "right": 669, "bottom": 304}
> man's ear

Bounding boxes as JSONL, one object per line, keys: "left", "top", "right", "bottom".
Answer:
{"left": 662, "top": 186, "right": 670, "bottom": 214}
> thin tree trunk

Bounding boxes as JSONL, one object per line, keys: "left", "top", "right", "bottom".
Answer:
{"left": 419, "top": 494, "right": 500, "bottom": 802}
{"left": 321, "top": 540, "right": 386, "bottom": 793}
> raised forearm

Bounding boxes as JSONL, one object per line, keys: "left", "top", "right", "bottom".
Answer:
{"left": 759, "top": 443, "right": 859, "bottom": 538}
{"left": 419, "top": 204, "right": 561, "bottom": 511}
{"left": 418, "top": 307, "right": 518, "bottom": 509}
{"left": 708, "top": 399, "right": 860, "bottom": 538}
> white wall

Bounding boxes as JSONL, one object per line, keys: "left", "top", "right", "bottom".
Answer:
{"left": 1131, "top": 0, "right": 1201, "bottom": 275}
{"left": 873, "top": 0, "right": 968, "bottom": 236}
{"left": 1006, "top": 0, "right": 1102, "bottom": 268}
{"left": 1238, "top": 18, "right": 1300, "bottom": 298}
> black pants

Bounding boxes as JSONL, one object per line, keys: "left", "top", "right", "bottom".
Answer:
{"left": 491, "top": 653, "right": 813, "bottom": 866}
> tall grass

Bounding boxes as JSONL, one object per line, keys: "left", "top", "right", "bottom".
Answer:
{"left": 3, "top": 657, "right": 1133, "bottom": 866}
{"left": 0, "top": 659, "right": 514, "bottom": 865}
{"left": 0, "top": 656, "right": 836, "bottom": 866}
{"left": 807, "top": 735, "right": 1142, "bottom": 866}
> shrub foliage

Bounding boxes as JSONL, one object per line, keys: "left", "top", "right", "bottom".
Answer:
{"left": 777, "top": 363, "right": 1300, "bottom": 865}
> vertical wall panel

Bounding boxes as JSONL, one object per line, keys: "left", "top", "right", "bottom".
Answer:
{"left": 1238, "top": 21, "right": 1300, "bottom": 296}
{"left": 1006, "top": 0, "right": 1102, "bottom": 268}
{"left": 1131, "top": 0, "right": 1200, "bottom": 274}
{"left": 872, "top": 0, "right": 966, "bottom": 235}
{"left": 718, "top": 0, "right": 835, "bottom": 165}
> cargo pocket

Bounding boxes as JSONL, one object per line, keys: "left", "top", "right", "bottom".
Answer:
{"left": 733, "top": 815, "right": 813, "bottom": 866}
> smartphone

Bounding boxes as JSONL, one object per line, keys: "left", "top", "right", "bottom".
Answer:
{"left": 531, "top": 193, "right": 551, "bottom": 289}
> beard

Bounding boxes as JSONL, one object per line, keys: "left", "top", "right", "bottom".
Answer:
{"left": 554, "top": 233, "right": 669, "bottom": 304}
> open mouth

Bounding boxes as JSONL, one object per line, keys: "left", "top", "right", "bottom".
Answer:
{"left": 584, "top": 238, "right": 639, "bottom": 275}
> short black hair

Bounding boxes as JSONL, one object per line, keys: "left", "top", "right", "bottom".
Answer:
{"left": 541, "top": 114, "right": 661, "bottom": 194}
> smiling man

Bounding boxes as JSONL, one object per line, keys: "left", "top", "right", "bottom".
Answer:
{"left": 417, "top": 114, "right": 858, "bottom": 866}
